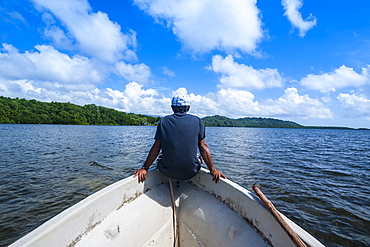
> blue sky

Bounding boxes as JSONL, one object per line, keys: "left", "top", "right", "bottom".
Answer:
{"left": 1, "top": 0, "right": 370, "bottom": 128}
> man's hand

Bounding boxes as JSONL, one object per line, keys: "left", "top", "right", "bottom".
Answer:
{"left": 133, "top": 168, "right": 148, "bottom": 183}
{"left": 134, "top": 140, "right": 160, "bottom": 183}
{"left": 210, "top": 169, "right": 227, "bottom": 183}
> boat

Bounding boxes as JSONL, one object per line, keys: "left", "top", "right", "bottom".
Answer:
{"left": 11, "top": 168, "right": 324, "bottom": 247}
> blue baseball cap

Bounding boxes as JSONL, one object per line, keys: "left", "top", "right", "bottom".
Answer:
{"left": 171, "top": 95, "right": 190, "bottom": 106}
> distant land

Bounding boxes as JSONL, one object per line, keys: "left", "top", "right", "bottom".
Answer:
{"left": 202, "top": 115, "right": 368, "bottom": 130}
{"left": 0, "top": 96, "right": 160, "bottom": 126}
{"left": 0, "top": 96, "right": 368, "bottom": 130}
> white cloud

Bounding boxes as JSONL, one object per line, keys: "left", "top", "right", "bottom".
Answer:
{"left": 0, "top": 42, "right": 154, "bottom": 97}
{"left": 209, "top": 55, "right": 285, "bottom": 90}
{"left": 0, "top": 77, "right": 94, "bottom": 103}
{"left": 0, "top": 78, "right": 171, "bottom": 115}
{"left": 7, "top": 11, "right": 27, "bottom": 24}
{"left": 0, "top": 52, "right": 337, "bottom": 123}
{"left": 41, "top": 12, "right": 73, "bottom": 50}
{"left": 337, "top": 93, "right": 370, "bottom": 118}
{"left": 1, "top": 10, "right": 28, "bottom": 29}
{"left": 171, "top": 87, "right": 188, "bottom": 97}
{"left": 43, "top": 25, "right": 73, "bottom": 50}
{"left": 0, "top": 45, "right": 336, "bottom": 122}
{"left": 164, "top": 87, "right": 333, "bottom": 120}
{"left": 103, "top": 82, "right": 170, "bottom": 114}
{"left": 32, "top": 0, "right": 137, "bottom": 62}
{"left": 300, "top": 65, "right": 370, "bottom": 92}
{"left": 215, "top": 88, "right": 258, "bottom": 116}
{"left": 0, "top": 44, "right": 103, "bottom": 85}
{"left": 282, "top": 0, "right": 317, "bottom": 37}
{"left": 115, "top": 62, "right": 152, "bottom": 84}
{"left": 206, "top": 87, "right": 332, "bottom": 119}
{"left": 270, "top": 87, "right": 333, "bottom": 119}
{"left": 134, "top": 0, "right": 263, "bottom": 54}
{"left": 162, "top": 66, "right": 175, "bottom": 77}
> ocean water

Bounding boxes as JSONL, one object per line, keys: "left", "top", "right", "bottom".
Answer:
{"left": 0, "top": 124, "right": 369, "bottom": 247}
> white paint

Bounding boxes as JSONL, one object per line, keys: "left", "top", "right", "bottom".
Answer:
{"left": 11, "top": 168, "right": 324, "bottom": 247}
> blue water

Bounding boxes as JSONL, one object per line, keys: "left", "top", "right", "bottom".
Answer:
{"left": 0, "top": 124, "right": 369, "bottom": 246}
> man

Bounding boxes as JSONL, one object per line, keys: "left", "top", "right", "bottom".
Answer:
{"left": 134, "top": 94, "right": 226, "bottom": 183}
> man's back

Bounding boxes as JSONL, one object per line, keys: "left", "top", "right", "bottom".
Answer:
{"left": 155, "top": 113, "right": 205, "bottom": 180}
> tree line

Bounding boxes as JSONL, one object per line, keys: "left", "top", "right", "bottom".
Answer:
{"left": 0, "top": 96, "right": 160, "bottom": 126}
{"left": 202, "top": 115, "right": 367, "bottom": 129}
{"left": 202, "top": 115, "right": 303, "bottom": 128}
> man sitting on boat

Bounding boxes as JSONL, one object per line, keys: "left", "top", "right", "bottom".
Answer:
{"left": 134, "top": 94, "right": 226, "bottom": 183}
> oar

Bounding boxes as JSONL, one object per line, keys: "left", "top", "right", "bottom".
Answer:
{"left": 169, "top": 179, "right": 179, "bottom": 247}
{"left": 252, "top": 186, "right": 306, "bottom": 247}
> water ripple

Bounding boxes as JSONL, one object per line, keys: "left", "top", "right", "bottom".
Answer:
{"left": 0, "top": 125, "right": 369, "bottom": 247}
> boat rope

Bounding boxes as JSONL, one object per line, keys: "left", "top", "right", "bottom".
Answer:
{"left": 169, "top": 178, "right": 179, "bottom": 247}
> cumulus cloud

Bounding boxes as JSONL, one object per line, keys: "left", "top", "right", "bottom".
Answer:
{"left": 337, "top": 93, "right": 370, "bottom": 118}
{"left": 215, "top": 88, "right": 258, "bottom": 115}
{"left": 269, "top": 87, "right": 333, "bottom": 119}
{"left": 163, "top": 87, "right": 333, "bottom": 120}
{"left": 0, "top": 77, "right": 171, "bottom": 115}
{"left": 0, "top": 51, "right": 334, "bottom": 122}
{"left": 32, "top": 0, "right": 137, "bottom": 62}
{"left": 0, "top": 42, "right": 154, "bottom": 97}
{"left": 103, "top": 82, "right": 170, "bottom": 114}
{"left": 282, "top": 0, "right": 317, "bottom": 37}
{"left": 41, "top": 12, "right": 73, "bottom": 50}
{"left": 0, "top": 43, "right": 106, "bottom": 103}
{"left": 115, "top": 62, "right": 152, "bottom": 84}
{"left": 300, "top": 65, "right": 370, "bottom": 92}
{"left": 206, "top": 87, "right": 332, "bottom": 119}
{"left": 0, "top": 44, "right": 103, "bottom": 85}
{"left": 0, "top": 77, "right": 95, "bottom": 103}
{"left": 209, "top": 55, "right": 285, "bottom": 90}
{"left": 133, "top": 0, "right": 263, "bottom": 54}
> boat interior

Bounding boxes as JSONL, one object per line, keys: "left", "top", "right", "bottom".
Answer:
{"left": 11, "top": 168, "right": 323, "bottom": 247}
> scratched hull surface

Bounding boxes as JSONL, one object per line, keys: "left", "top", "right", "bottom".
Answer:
{"left": 11, "top": 169, "right": 324, "bottom": 247}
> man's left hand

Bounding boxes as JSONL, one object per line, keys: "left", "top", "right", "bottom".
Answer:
{"left": 133, "top": 168, "right": 148, "bottom": 183}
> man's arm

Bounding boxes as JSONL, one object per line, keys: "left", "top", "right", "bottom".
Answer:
{"left": 198, "top": 138, "right": 226, "bottom": 183}
{"left": 134, "top": 139, "right": 161, "bottom": 182}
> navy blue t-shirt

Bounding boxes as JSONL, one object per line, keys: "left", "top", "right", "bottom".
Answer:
{"left": 155, "top": 113, "right": 205, "bottom": 180}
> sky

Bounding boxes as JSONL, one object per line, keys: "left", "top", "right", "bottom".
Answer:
{"left": 1, "top": 0, "right": 370, "bottom": 128}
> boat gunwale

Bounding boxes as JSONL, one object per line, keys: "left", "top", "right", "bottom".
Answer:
{"left": 11, "top": 167, "right": 324, "bottom": 247}
{"left": 188, "top": 168, "right": 325, "bottom": 247}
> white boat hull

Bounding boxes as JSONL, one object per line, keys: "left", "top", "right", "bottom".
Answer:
{"left": 11, "top": 168, "right": 324, "bottom": 247}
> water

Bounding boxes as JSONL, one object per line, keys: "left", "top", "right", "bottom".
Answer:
{"left": 0, "top": 125, "right": 369, "bottom": 247}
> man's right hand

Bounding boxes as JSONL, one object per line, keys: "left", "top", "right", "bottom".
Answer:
{"left": 210, "top": 169, "right": 227, "bottom": 183}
